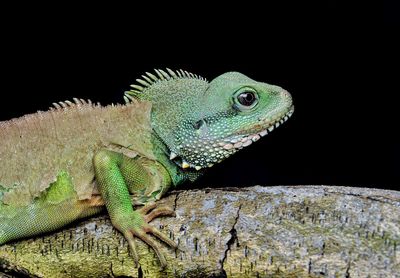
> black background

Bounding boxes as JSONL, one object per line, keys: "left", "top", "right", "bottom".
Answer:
{"left": 1, "top": 2, "right": 399, "bottom": 191}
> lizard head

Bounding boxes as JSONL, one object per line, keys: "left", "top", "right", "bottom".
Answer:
{"left": 125, "top": 69, "right": 293, "bottom": 171}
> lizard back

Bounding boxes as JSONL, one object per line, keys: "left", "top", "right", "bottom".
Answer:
{"left": 0, "top": 99, "right": 155, "bottom": 205}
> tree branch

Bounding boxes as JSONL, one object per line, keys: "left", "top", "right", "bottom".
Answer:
{"left": 1, "top": 186, "right": 399, "bottom": 277}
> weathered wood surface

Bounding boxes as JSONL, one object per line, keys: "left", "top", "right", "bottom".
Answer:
{"left": 1, "top": 186, "right": 399, "bottom": 278}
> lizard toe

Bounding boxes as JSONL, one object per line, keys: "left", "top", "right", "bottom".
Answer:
{"left": 144, "top": 207, "right": 176, "bottom": 223}
{"left": 131, "top": 229, "right": 168, "bottom": 269}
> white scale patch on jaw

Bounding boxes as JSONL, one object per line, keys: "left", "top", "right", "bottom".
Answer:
{"left": 219, "top": 106, "right": 294, "bottom": 154}
{"left": 169, "top": 105, "right": 294, "bottom": 170}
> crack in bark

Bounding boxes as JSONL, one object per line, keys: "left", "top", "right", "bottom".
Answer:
{"left": 327, "top": 190, "right": 400, "bottom": 205}
{"left": 345, "top": 261, "right": 351, "bottom": 278}
{"left": 109, "top": 262, "right": 115, "bottom": 278}
{"left": 138, "top": 265, "right": 143, "bottom": 278}
{"left": 173, "top": 192, "right": 180, "bottom": 211}
{"left": 0, "top": 259, "right": 40, "bottom": 278}
{"left": 220, "top": 204, "right": 242, "bottom": 276}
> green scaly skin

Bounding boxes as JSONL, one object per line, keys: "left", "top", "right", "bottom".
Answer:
{"left": 0, "top": 69, "right": 293, "bottom": 268}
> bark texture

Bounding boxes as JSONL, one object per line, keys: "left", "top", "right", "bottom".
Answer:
{"left": 1, "top": 186, "right": 399, "bottom": 278}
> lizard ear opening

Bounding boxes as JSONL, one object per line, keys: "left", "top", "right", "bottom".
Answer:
{"left": 193, "top": 119, "right": 206, "bottom": 130}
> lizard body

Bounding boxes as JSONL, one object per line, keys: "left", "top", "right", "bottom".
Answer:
{"left": 0, "top": 69, "right": 293, "bottom": 267}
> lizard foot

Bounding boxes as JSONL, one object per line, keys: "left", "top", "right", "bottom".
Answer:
{"left": 117, "top": 202, "right": 177, "bottom": 268}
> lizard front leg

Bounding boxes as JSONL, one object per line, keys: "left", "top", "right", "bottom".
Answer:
{"left": 93, "top": 149, "right": 177, "bottom": 268}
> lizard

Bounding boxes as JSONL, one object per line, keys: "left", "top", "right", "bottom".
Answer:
{"left": 0, "top": 69, "right": 294, "bottom": 268}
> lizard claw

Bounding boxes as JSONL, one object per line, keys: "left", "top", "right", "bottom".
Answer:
{"left": 123, "top": 231, "right": 140, "bottom": 267}
{"left": 120, "top": 202, "right": 177, "bottom": 269}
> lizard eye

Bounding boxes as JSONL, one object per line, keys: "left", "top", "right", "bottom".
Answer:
{"left": 238, "top": 92, "right": 256, "bottom": 106}
{"left": 234, "top": 88, "right": 259, "bottom": 110}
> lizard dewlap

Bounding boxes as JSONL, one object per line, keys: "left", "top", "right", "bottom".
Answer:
{"left": 0, "top": 69, "right": 293, "bottom": 268}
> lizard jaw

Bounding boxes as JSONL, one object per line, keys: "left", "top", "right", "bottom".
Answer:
{"left": 168, "top": 105, "right": 294, "bottom": 171}
{"left": 220, "top": 105, "right": 294, "bottom": 151}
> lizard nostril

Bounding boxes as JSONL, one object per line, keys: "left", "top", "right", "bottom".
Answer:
{"left": 281, "top": 90, "right": 291, "bottom": 99}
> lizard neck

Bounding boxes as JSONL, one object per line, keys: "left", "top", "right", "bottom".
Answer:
{"left": 150, "top": 132, "right": 203, "bottom": 186}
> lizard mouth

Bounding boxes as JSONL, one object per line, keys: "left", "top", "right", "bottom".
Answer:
{"left": 168, "top": 105, "right": 294, "bottom": 170}
{"left": 220, "top": 105, "right": 294, "bottom": 150}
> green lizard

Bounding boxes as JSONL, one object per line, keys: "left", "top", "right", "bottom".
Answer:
{"left": 0, "top": 69, "right": 293, "bottom": 268}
